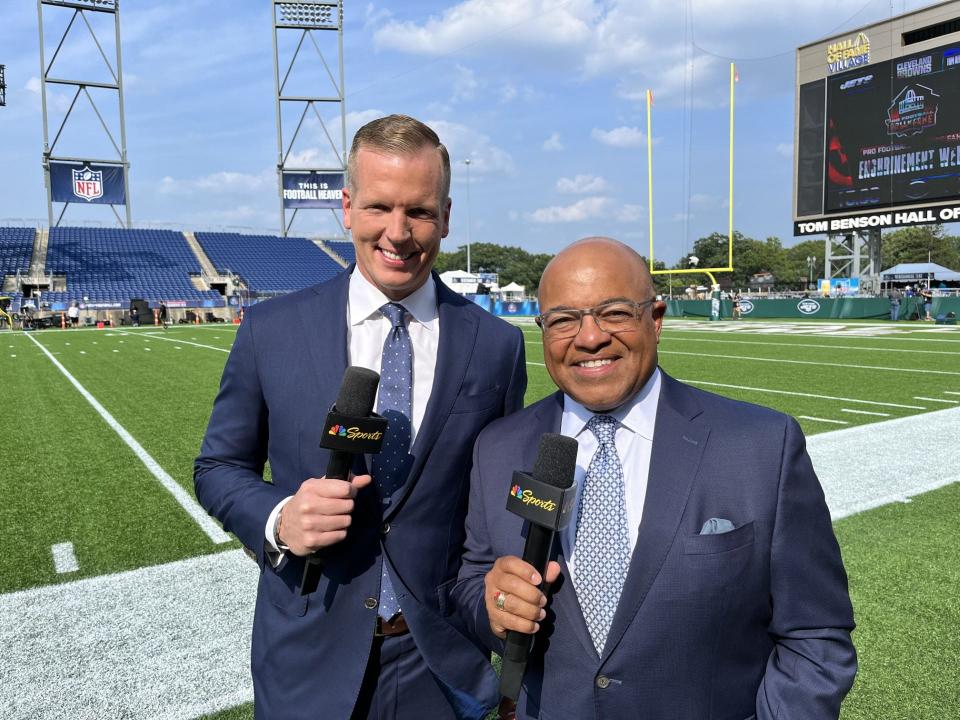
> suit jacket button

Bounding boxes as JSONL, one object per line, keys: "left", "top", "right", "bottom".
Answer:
{"left": 364, "top": 597, "right": 378, "bottom": 610}
{"left": 380, "top": 522, "right": 391, "bottom": 535}
{"left": 596, "top": 676, "right": 610, "bottom": 689}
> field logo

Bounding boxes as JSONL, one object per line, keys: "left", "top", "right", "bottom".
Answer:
{"left": 797, "top": 299, "right": 821, "bottom": 315}
{"left": 72, "top": 166, "right": 103, "bottom": 202}
{"left": 887, "top": 84, "right": 939, "bottom": 137}
{"left": 738, "top": 299, "right": 755, "bottom": 315}
{"left": 328, "top": 424, "right": 348, "bottom": 437}
{"left": 827, "top": 32, "right": 870, "bottom": 74}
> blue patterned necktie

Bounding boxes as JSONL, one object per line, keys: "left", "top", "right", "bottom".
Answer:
{"left": 371, "top": 302, "right": 413, "bottom": 620}
{"left": 572, "top": 414, "right": 631, "bottom": 654}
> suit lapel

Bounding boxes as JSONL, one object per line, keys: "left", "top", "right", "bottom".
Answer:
{"left": 601, "top": 373, "right": 708, "bottom": 662}
{"left": 384, "top": 276, "right": 477, "bottom": 520}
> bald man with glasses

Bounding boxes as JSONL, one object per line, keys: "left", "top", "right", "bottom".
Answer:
{"left": 452, "top": 237, "right": 857, "bottom": 720}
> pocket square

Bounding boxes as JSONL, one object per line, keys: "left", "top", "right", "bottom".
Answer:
{"left": 699, "top": 517, "right": 735, "bottom": 535}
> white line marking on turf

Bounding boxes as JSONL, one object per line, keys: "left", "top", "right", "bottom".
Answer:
{"left": 661, "top": 350, "right": 960, "bottom": 376}
{"left": 798, "top": 415, "right": 849, "bottom": 425}
{"left": 117, "top": 331, "right": 229, "bottom": 353}
{"left": 913, "top": 396, "right": 959, "bottom": 404}
{"left": 945, "top": 391, "right": 960, "bottom": 396}
{"left": 808, "top": 405, "right": 960, "bottom": 519}
{"left": 24, "top": 334, "right": 229, "bottom": 545}
{"left": 677, "top": 378, "right": 926, "bottom": 410}
{"left": 661, "top": 335, "right": 960, "bottom": 356}
{"left": 840, "top": 408, "right": 891, "bottom": 417}
{"left": 51, "top": 543, "right": 79, "bottom": 574}
{"left": 0, "top": 549, "right": 256, "bottom": 720}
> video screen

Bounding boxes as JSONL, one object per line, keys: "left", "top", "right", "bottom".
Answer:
{"left": 825, "top": 41, "right": 960, "bottom": 213}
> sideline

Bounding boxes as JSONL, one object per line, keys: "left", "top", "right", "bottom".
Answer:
{"left": 24, "top": 333, "right": 230, "bottom": 545}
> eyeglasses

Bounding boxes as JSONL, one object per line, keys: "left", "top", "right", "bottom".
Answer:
{"left": 535, "top": 299, "right": 657, "bottom": 340}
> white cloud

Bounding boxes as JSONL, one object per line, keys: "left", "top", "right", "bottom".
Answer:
{"left": 556, "top": 174, "right": 608, "bottom": 194}
{"left": 616, "top": 204, "right": 644, "bottom": 222}
{"left": 373, "top": 0, "right": 599, "bottom": 55}
{"left": 776, "top": 142, "right": 794, "bottom": 159}
{"left": 451, "top": 64, "right": 480, "bottom": 103}
{"left": 158, "top": 170, "right": 273, "bottom": 196}
{"left": 25, "top": 77, "right": 41, "bottom": 94}
{"left": 499, "top": 83, "right": 518, "bottom": 103}
{"left": 529, "top": 196, "right": 611, "bottom": 223}
{"left": 591, "top": 126, "right": 646, "bottom": 148}
{"left": 542, "top": 132, "right": 564, "bottom": 152}
{"left": 429, "top": 120, "right": 514, "bottom": 174}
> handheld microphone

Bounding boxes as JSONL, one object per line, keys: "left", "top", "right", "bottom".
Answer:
{"left": 300, "top": 366, "right": 387, "bottom": 595}
{"left": 499, "top": 433, "right": 579, "bottom": 701}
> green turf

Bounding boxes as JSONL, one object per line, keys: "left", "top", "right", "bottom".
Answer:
{"left": 2, "top": 319, "right": 958, "bottom": 719}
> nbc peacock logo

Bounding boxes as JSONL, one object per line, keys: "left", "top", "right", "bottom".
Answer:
{"left": 511, "top": 484, "right": 523, "bottom": 498}
{"left": 328, "top": 424, "right": 348, "bottom": 437}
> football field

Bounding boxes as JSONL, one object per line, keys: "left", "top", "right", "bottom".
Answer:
{"left": 1, "top": 319, "right": 958, "bottom": 719}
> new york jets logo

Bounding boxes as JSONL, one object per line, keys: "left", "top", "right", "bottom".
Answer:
{"left": 738, "top": 300, "right": 755, "bottom": 315}
{"left": 797, "top": 299, "right": 821, "bottom": 315}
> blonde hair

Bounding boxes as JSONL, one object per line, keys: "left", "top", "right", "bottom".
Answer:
{"left": 346, "top": 114, "right": 451, "bottom": 200}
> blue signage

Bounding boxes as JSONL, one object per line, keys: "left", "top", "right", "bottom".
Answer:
{"left": 50, "top": 162, "right": 126, "bottom": 205}
{"left": 282, "top": 171, "right": 344, "bottom": 209}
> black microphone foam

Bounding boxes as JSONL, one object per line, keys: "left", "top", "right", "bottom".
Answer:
{"left": 532, "top": 433, "right": 578, "bottom": 490}
{"left": 336, "top": 366, "right": 380, "bottom": 416}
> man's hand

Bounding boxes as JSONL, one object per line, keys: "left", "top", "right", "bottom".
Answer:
{"left": 278, "top": 474, "right": 372, "bottom": 556}
{"left": 484, "top": 556, "right": 561, "bottom": 639}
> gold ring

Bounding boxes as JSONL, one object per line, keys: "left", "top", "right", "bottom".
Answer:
{"left": 495, "top": 591, "right": 507, "bottom": 611}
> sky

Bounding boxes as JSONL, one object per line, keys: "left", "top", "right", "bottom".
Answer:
{"left": 0, "top": 0, "right": 940, "bottom": 264}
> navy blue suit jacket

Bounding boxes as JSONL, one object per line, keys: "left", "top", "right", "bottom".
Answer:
{"left": 453, "top": 372, "right": 856, "bottom": 720}
{"left": 195, "top": 268, "right": 526, "bottom": 719}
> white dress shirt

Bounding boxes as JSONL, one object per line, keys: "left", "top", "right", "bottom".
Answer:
{"left": 265, "top": 269, "right": 441, "bottom": 554}
{"left": 559, "top": 367, "right": 662, "bottom": 584}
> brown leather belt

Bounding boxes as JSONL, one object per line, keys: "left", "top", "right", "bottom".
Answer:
{"left": 374, "top": 612, "right": 409, "bottom": 637}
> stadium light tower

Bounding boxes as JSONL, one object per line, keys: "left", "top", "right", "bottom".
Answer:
{"left": 36, "top": 0, "right": 132, "bottom": 227}
{"left": 806, "top": 255, "right": 816, "bottom": 290}
{"left": 272, "top": 1, "right": 347, "bottom": 238}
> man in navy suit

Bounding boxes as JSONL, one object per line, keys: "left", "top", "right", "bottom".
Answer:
{"left": 195, "top": 115, "right": 526, "bottom": 719}
{"left": 453, "top": 238, "right": 856, "bottom": 719}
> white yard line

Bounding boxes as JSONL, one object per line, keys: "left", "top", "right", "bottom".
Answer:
{"left": 51, "top": 543, "right": 79, "bottom": 574}
{"left": 944, "top": 391, "right": 960, "bottom": 396}
{"left": 797, "top": 415, "right": 849, "bottom": 425}
{"left": 0, "top": 549, "right": 256, "bottom": 720}
{"left": 913, "top": 396, "right": 959, "bottom": 404}
{"left": 661, "top": 350, "right": 960, "bottom": 376}
{"left": 677, "top": 378, "right": 926, "bottom": 410}
{"left": 24, "top": 334, "right": 230, "bottom": 545}
{"left": 118, "top": 331, "right": 229, "bottom": 354}
{"left": 840, "top": 408, "right": 891, "bottom": 417}
{"left": 661, "top": 336, "right": 960, "bottom": 356}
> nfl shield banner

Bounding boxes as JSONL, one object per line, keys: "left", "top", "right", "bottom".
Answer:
{"left": 50, "top": 162, "right": 126, "bottom": 205}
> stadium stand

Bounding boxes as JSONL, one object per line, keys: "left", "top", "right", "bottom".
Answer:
{"left": 42, "top": 227, "right": 223, "bottom": 309}
{"left": 195, "top": 232, "right": 344, "bottom": 294}
{"left": 324, "top": 240, "right": 355, "bottom": 265}
{"left": 0, "top": 227, "right": 35, "bottom": 276}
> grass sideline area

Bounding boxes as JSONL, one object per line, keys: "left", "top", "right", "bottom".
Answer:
{"left": 2, "top": 318, "right": 958, "bottom": 719}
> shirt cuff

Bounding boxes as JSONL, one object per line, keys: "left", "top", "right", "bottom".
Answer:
{"left": 264, "top": 496, "right": 294, "bottom": 567}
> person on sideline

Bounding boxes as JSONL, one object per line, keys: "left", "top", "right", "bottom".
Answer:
{"left": 195, "top": 115, "right": 526, "bottom": 720}
{"left": 453, "top": 237, "right": 856, "bottom": 719}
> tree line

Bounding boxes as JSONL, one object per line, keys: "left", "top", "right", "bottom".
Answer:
{"left": 435, "top": 225, "right": 960, "bottom": 296}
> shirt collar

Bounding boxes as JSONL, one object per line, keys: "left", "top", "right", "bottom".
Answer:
{"left": 560, "top": 367, "right": 661, "bottom": 442}
{"left": 348, "top": 268, "right": 439, "bottom": 330}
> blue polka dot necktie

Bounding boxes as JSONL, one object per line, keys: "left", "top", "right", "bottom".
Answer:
{"left": 372, "top": 302, "right": 413, "bottom": 620}
{"left": 572, "top": 414, "right": 631, "bottom": 654}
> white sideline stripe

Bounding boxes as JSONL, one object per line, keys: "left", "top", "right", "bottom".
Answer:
{"left": 808, "top": 405, "right": 960, "bottom": 519}
{"left": 118, "top": 330, "right": 229, "bottom": 353}
{"left": 661, "top": 336, "right": 960, "bottom": 356}
{"left": 797, "top": 415, "right": 849, "bottom": 425}
{"left": 24, "top": 334, "right": 230, "bottom": 545}
{"left": 661, "top": 350, "right": 960, "bottom": 376}
{"left": 51, "top": 543, "right": 78, "bottom": 574}
{"left": 677, "top": 378, "right": 926, "bottom": 410}
{"left": 913, "top": 396, "right": 959, "bottom": 404}
{"left": 0, "top": 549, "right": 256, "bottom": 720}
{"left": 945, "top": 391, "right": 960, "bottom": 395}
{"left": 840, "top": 408, "right": 891, "bottom": 417}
